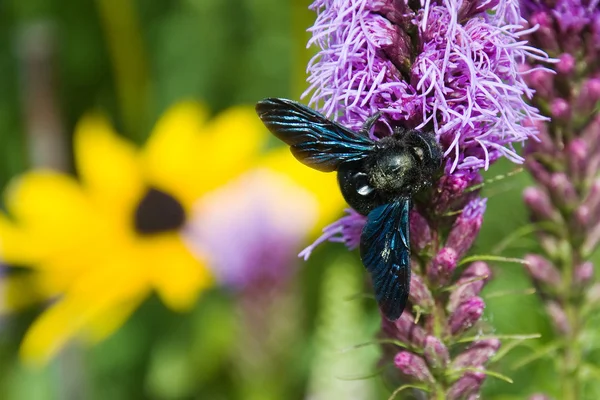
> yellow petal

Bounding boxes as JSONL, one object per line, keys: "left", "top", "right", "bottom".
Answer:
{"left": 260, "top": 147, "right": 344, "bottom": 230}
{"left": 20, "top": 263, "right": 149, "bottom": 365}
{"left": 202, "top": 106, "right": 268, "bottom": 191}
{"left": 74, "top": 113, "right": 144, "bottom": 222}
{"left": 2, "top": 171, "right": 103, "bottom": 264}
{"left": 142, "top": 102, "right": 211, "bottom": 208}
{"left": 137, "top": 234, "right": 213, "bottom": 311}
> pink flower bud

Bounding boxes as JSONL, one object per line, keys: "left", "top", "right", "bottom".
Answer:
{"left": 523, "top": 187, "right": 559, "bottom": 222}
{"left": 550, "top": 98, "right": 571, "bottom": 121}
{"left": 545, "top": 301, "right": 570, "bottom": 335}
{"left": 524, "top": 254, "right": 561, "bottom": 287}
{"left": 574, "top": 261, "right": 594, "bottom": 286}
{"left": 381, "top": 311, "right": 426, "bottom": 348}
{"left": 410, "top": 210, "right": 431, "bottom": 252}
{"left": 446, "top": 198, "right": 486, "bottom": 259}
{"left": 556, "top": 53, "right": 575, "bottom": 75}
{"left": 448, "top": 262, "right": 492, "bottom": 312}
{"left": 549, "top": 173, "right": 578, "bottom": 208}
{"left": 452, "top": 339, "right": 501, "bottom": 369}
{"left": 529, "top": 394, "right": 552, "bottom": 400}
{"left": 427, "top": 247, "right": 458, "bottom": 287}
{"left": 449, "top": 297, "right": 485, "bottom": 336}
{"left": 582, "top": 179, "right": 600, "bottom": 225}
{"left": 525, "top": 153, "right": 553, "bottom": 182}
{"left": 410, "top": 273, "right": 434, "bottom": 309}
{"left": 525, "top": 68, "right": 555, "bottom": 99}
{"left": 394, "top": 351, "right": 435, "bottom": 384}
{"left": 424, "top": 335, "right": 450, "bottom": 370}
{"left": 581, "top": 115, "right": 600, "bottom": 154}
{"left": 447, "top": 371, "right": 486, "bottom": 400}
{"left": 576, "top": 78, "right": 600, "bottom": 115}
{"left": 567, "top": 138, "right": 587, "bottom": 180}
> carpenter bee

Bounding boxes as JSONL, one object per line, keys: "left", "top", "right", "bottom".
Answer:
{"left": 255, "top": 98, "right": 442, "bottom": 320}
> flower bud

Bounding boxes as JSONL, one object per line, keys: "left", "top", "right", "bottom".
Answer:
{"left": 524, "top": 254, "right": 561, "bottom": 287}
{"left": 424, "top": 335, "right": 450, "bottom": 370}
{"left": 566, "top": 138, "right": 587, "bottom": 180}
{"left": 410, "top": 210, "right": 431, "bottom": 252}
{"left": 452, "top": 339, "right": 501, "bottom": 369}
{"left": 582, "top": 179, "right": 600, "bottom": 224}
{"left": 448, "top": 262, "right": 491, "bottom": 312}
{"left": 545, "top": 301, "right": 570, "bottom": 335}
{"left": 581, "top": 115, "right": 600, "bottom": 154}
{"left": 381, "top": 311, "right": 426, "bottom": 348}
{"left": 393, "top": 351, "right": 435, "bottom": 384}
{"left": 523, "top": 187, "right": 559, "bottom": 222}
{"left": 549, "top": 173, "right": 578, "bottom": 208}
{"left": 410, "top": 273, "right": 434, "bottom": 309}
{"left": 449, "top": 297, "right": 485, "bottom": 336}
{"left": 550, "top": 98, "right": 571, "bottom": 121}
{"left": 433, "top": 172, "right": 480, "bottom": 215}
{"left": 574, "top": 261, "right": 594, "bottom": 286}
{"left": 446, "top": 198, "right": 486, "bottom": 259}
{"left": 524, "top": 158, "right": 552, "bottom": 188}
{"left": 529, "top": 394, "right": 552, "bottom": 400}
{"left": 525, "top": 68, "right": 554, "bottom": 99}
{"left": 556, "top": 53, "right": 575, "bottom": 75}
{"left": 576, "top": 78, "right": 600, "bottom": 116}
{"left": 447, "top": 371, "right": 486, "bottom": 400}
{"left": 427, "top": 247, "right": 458, "bottom": 287}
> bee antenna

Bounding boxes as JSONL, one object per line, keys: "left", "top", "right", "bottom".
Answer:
{"left": 360, "top": 111, "right": 383, "bottom": 137}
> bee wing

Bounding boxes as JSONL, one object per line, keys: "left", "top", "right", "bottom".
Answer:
{"left": 360, "top": 198, "right": 412, "bottom": 321}
{"left": 256, "top": 98, "right": 374, "bottom": 172}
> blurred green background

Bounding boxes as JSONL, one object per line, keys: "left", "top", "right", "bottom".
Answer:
{"left": 0, "top": 0, "right": 592, "bottom": 399}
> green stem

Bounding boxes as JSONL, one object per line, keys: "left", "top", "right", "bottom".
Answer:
{"left": 95, "top": 0, "right": 151, "bottom": 139}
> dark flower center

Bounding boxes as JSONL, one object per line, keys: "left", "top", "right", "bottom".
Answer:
{"left": 134, "top": 187, "right": 186, "bottom": 235}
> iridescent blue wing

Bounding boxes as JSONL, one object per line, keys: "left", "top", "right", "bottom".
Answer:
{"left": 360, "top": 198, "right": 412, "bottom": 321}
{"left": 256, "top": 98, "right": 374, "bottom": 172}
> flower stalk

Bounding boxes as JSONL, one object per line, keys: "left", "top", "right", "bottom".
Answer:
{"left": 302, "top": 0, "right": 550, "bottom": 397}
{"left": 519, "top": 1, "right": 600, "bottom": 398}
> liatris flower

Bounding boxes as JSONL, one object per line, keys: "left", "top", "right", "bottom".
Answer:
{"left": 300, "top": 0, "right": 550, "bottom": 397}
{"left": 519, "top": 1, "right": 600, "bottom": 398}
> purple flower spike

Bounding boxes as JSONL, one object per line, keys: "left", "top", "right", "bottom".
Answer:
{"left": 394, "top": 351, "right": 435, "bottom": 384}
{"left": 427, "top": 247, "right": 458, "bottom": 287}
{"left": 446, "top": 198, "right": 487, "bottom": 259}
{"left": 548, "top": 173, "right": 578, "bottom": 208}
{"left": 449, "top": 297, "right": 485, "bottom": 336}
{"left": 524, "top": 254, "right": 561, "bottom": 288}
{"left": 448, "top": 262, "right": 492, "bottom": 312}
{"left": 424, "top": 335, "right": 450, "bottom": 370}
{"left": 452, "top": 339, "right": 501, "bottom": 369}
{"left": 447, "top": 371, "right": 486, "bottom": 400}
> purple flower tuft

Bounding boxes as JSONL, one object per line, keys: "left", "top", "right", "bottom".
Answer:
{"left": 305, "top": 0, "right": 549, "bottom": 173}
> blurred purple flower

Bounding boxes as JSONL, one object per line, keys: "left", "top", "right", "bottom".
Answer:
{"left": 190, "top": 169, "right": 318, "bottom": 289}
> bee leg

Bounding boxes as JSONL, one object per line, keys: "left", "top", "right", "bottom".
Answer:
{"left": 360, "top": 111, "right": 382, "bottom": 137}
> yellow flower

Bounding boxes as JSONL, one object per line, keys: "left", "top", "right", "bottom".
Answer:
{"left": 0, "top": 101, "right": 346, "bottom": 366}
{"left": 0, "top": 102, "right": 269, "bottom": 364}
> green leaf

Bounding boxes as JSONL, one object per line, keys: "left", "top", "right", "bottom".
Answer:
{"left": 459, "top": 255, "right": 529, "bottom": 267}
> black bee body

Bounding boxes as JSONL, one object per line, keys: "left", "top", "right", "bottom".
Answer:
{"left": 338, "top": 129, "right": 441, "bottom": 216}
{"left": 255, "top": 98, "right": 442, "bottom": 320}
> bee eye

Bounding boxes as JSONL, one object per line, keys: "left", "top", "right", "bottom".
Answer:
{"left": 413, "top": 147, "right": 425, "bottom": 160}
